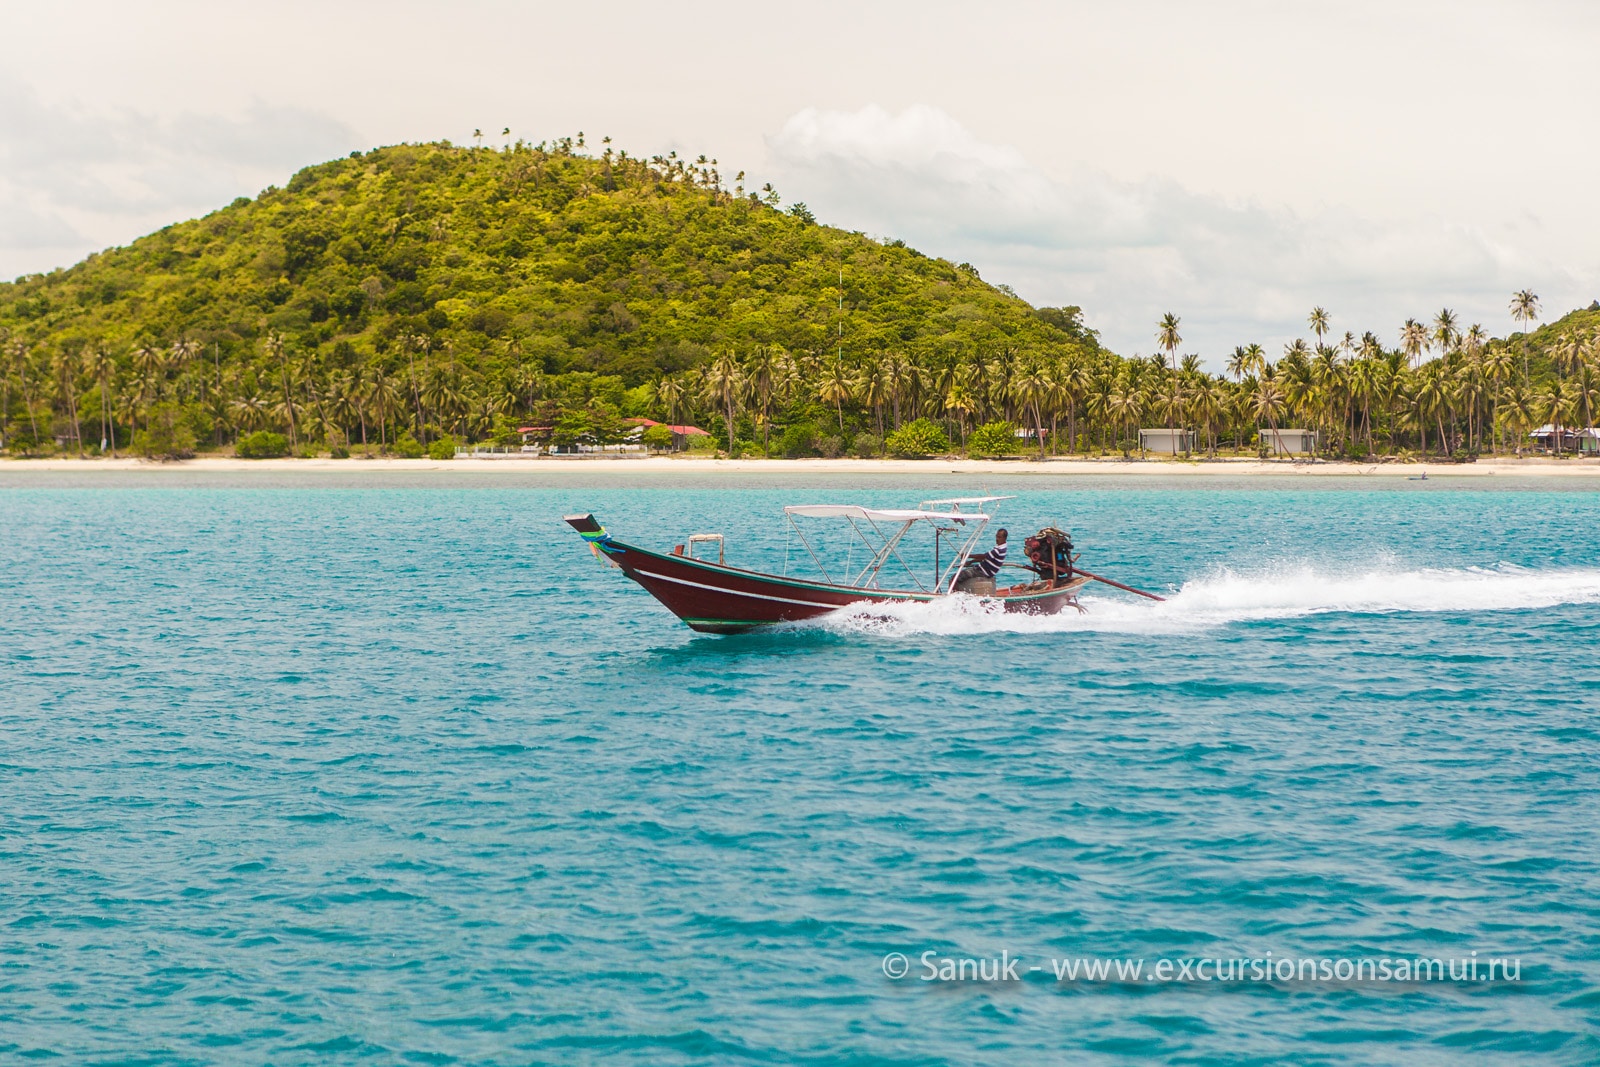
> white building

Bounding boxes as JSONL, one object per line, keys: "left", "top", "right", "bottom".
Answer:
{"left": 1138, "top": 428, "right": 1196, "bottom": 454}
{"left": 1261, "top": 428, "right": 1317, "bottom": 455}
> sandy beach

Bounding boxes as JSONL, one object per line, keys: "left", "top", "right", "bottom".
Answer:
{"left": 5, "top": 454, "right": 1600, "bottom": 478}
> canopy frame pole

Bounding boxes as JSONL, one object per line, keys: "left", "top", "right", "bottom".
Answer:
{"left": 855, "top": 515, "right": 906, "bottom": 589}
{"left": 942, "top": 520, "right": 990, "bottom": 593}
{"left": 847, "top": 515, "right": 893, "bottom": 587}
{"left": 877, "top": 520, "right": 927, "bottom": 592}
{"left": 786, "top": 512, "right": 834, "bottom": 583}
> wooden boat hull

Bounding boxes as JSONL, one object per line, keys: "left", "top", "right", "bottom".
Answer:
{"left": 566, "top": 514, "right": 1089, "bottom": 634}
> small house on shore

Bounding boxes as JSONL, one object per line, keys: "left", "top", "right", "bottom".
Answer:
{"left": 1138, "top": 428, "right": 1196, "bottom": 454}
{"left": 626, "top": 418, "right": 712, "bottom": 451}
{"left": 1529, "top": 425, "right": 1600, "bottom": 453}
{"left": 1261, "top": 428, "right": 1317, "bottom": 455}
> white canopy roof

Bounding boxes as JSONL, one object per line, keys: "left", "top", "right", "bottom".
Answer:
{"left": 784, "top": 504, "right": 989, "bottom": 523}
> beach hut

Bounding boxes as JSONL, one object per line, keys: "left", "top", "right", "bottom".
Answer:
{"left": 626, "top": 418, "right": 711, "bottom": 451}
{"left": 1529, "top": 425, "right": 1600, "bottom": 452}
{"left": 1261, "top": 428, "right": 1317, "bottom": 455}
{"left": 1138, "top": 428, "right": 1195, "bottom": 454}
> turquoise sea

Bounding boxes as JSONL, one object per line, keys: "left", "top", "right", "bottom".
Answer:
{"left": 4, "top": 471, "right": 1600, "bottom": 1064}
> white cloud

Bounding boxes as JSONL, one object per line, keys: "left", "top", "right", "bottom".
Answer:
{"left": 767, "top": 105, "right": 1599, "bottom": 364}
{"left": 0, "top": 76, "right": 358, "bottom": 281}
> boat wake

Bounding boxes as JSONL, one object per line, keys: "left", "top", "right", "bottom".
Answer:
{"left": 816, "top": 563, "right": 1600, "bottom": 636}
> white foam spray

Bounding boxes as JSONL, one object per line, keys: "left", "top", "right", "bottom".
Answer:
{"left": 815, "top": 564, "right": 1600, "bottom": 637}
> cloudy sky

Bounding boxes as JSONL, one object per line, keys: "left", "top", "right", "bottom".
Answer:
{"left": 3, "top": 0, "right": 1596, "bottom": 362}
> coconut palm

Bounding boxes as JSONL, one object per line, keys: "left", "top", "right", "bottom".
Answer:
{"left": 743, "top": 346, "right": 779, "bottom": 453}
{"left": 1348, "top": 356, "right": 1380, "bottom": 456}
{"left": 1252, "top": 378, "right": 1286, "bottom": 454}
{"left": 1569, "top": 363, "right": 1599, "bottom": 442}
{"left": 1226, "top": 346, "right": 1251, "bottom": 382}
{"left": 855, "top": 360, "right": 889, "bottom": 438}
{"left": 1010, "top": 359, "right": 1052, "bottom": 457}
{"left": 654, "top": 375, "right": 684, "bottom": 429}
{"left": 1510, "top": 289, "right": 1540, "bottom": 383}
{"left": 1109, "top": 382, "right": 1142, "bottom": 453}
{"left": 52, "top": 348, "right": 84, "bottom": 454}
{"left": 1552, "top": 332, "right": 1584, "bottom": 379}
{"left": 1536, "top": 380, "right": 1570, "bottom": 454}
{"left": 230, "top": 393, "right": 269, "bottom": 434}
{"left": 943, "top": 380, "right": 976, "bottom": 445}
{"left": 1415, "top": 362, "right": 1452, "bottom": 455}
{"left": 1432, "top": 308, "right": 1459, "bottom": 362}
{"left": 1308, "top": 307, "right": 1330, "bottom": 348}
{"left": 1400, "top": 318, "right": 1429, "bottom": 366}
{"left": 1483, "top": 345, "right": 1512, "bottom": 453}
{"left": 1156, "top": 313, "right": 1182, "bottom": 368}
{"left": 89, "top": 345, "right": 117, "bottom": 454}
{"left": 8, "top": 342, "right": 40, "bottom": 444}
{"left": 817, "top": 357, "right": 853, "bottom": 431}
{"left": 703, "top": 350, "right": 743, "bottom": 452}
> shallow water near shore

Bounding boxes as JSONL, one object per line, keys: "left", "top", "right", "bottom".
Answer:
{"left": 4, "top": 476, "right": 1600, "bottom": 1064}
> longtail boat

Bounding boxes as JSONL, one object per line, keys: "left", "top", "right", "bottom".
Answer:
{"left": 564, "top": 496, "right": 1159, "bottom": 634}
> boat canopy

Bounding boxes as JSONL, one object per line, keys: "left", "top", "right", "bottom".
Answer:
{"left": 783, "top": 504, "right": 988, "bottom": 523}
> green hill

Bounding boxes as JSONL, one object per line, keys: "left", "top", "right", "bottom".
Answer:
{"left": 1506, "top": 304, "right": 1600, "bottom": 381}
{"left": 0, "top": 137, "right": 1103, "bottom": 455}
{"left": 3, "top": 136, "right": 1595, "bottom": 462}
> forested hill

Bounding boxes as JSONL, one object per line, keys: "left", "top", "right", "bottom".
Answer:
{"left": 4, "top": 137, "right": 1594, "bottom": 463}
{"left": 0, "top": 138, "right": 1098, "bottom": 385}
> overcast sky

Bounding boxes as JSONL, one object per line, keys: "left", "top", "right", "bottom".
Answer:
{"left": 3, "top": 0, "right": 1596, "bottom": 362}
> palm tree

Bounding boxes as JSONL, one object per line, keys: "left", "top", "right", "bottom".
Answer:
{"left": 1109, "top": 382, "right": 1142, "bottom": 453}
{"left": 1193, "top": 378, "right": 1229, "bottom": 455}
{"left": 1501, "top": 379, "right": 1534, "bottom": 453}
{"left": 943, "top": 374, "right": 977, "bottom": 445}
{"left": 1510, "top": 289, "right": 1540, "bottom": 383}
{"left": 1243, "top": 343, "right": 1266, "bottom": 380}
{"left": 1308, "top": 307, "right": 1330, "bottom": 349}
{"left": 1156, "top": 313, "right": 1182, "bottom": 369}
{"left": 52, "top": 348, "right": 84, "bottom": 454}
{"left": 1483, "top": 345, "right": 1512, "bottom": 453}
{"left": 1349, "top": 356, "right": 1380, "bottom": 456}
{"left": 11, "top": 342, "right": 41, "bottom": 443}
{"left": 90, "top": 346, "right": 117, "bottom": 454}
{"left": 1415, "top": 362, "right": 1452, "bottom": 456}
{"left": 744, "top": 346, "right": 778, "bottom": 453}
{"left": 1552, "top": 332, "right": 1584, "bottom": 379}
{"left": 1536, "top": 380, "right": 1570, "bottom": 454}
{"left": 1010, "top": 359, "right": 1052, "bottom": 457}
{"left": 1569, "top": 363, "right": 1599, "bottom": 442}
{"left": 1432, "top": 308, "right": 1459, "bottom": 361}
{"left": 1400, "top": 318, "right": 1429, "bottom": 366}
{"left": 655, "top": 376, "right": 684, "bottom": 428}
{"left": 856, "top": 360, "right": 889, "bottom": 437}
{"left": 262, "top": 332, "right": 298, "bottom": 445}
{"left": 1252, "top": 377, "right": 1286, "bottom": 454}
{"left": 818, "top": 357, "right": 854, "bottom": 432}
{"left": 230, "top": 393, "right": 269, "bottom": 434}
{"left": 1226, "top": 346, "right": 1251, "bottom": 382}
{"left": 703, "top": 350, "right": 743, "bottom": 452}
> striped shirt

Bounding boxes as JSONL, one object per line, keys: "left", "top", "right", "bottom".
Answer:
{"left": 966, "top": 542, "right": 1007, "bottom": 578}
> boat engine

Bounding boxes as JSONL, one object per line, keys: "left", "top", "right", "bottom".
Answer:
{"left": 1024, "top": 527, "right": 1074, "bottom": 580}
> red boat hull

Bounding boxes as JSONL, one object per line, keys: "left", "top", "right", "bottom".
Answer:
{"left": 568, "top": 515, "right": 1088, "bottom": 634}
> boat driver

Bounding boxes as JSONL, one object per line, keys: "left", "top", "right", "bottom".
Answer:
{"left": 957, "top": 528, "right": 1008, "bottom": 590}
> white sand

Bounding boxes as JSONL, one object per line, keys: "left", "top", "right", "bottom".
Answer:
{"left": 5, "top": 454, "right": 1600, "bottom": 477}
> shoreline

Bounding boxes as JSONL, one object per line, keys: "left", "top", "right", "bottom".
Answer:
{"left": 5, "top": 455, "right": 1600, "bottom": 477}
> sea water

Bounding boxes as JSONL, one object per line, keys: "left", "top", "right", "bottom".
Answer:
{"left": 3, "top": 473, "right": 1599, "bottom": 1064}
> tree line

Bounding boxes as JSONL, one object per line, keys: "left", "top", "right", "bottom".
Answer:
{"left": 4, "top": 289, "right": 1593, "bottom": 460}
